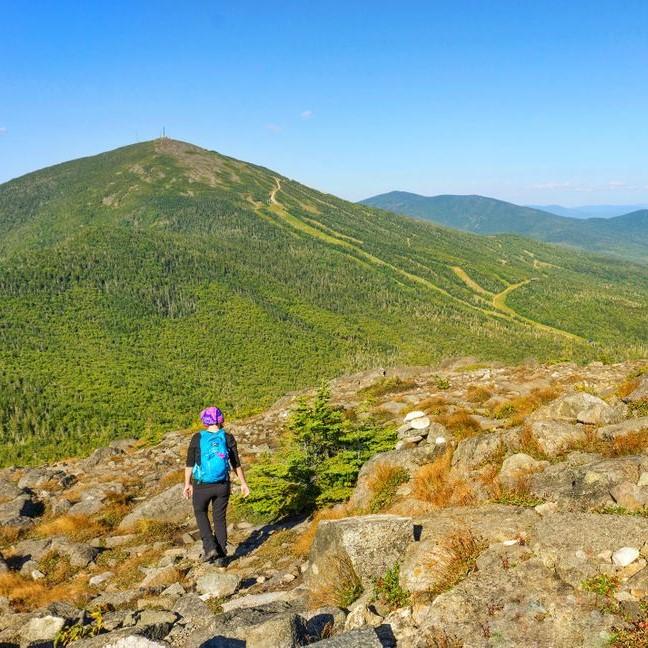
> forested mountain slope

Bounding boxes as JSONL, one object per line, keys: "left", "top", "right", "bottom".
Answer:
{"left": 0, "top": 138, "right": 646, "bottom": 464}
{"left": 361, "top": 191, "right": 648, "bottom": 261}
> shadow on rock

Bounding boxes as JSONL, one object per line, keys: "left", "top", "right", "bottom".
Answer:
{"left": 198, "top": 637, "right": 245, "bottom": 648}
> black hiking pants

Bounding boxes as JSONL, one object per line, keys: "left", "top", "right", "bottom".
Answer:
{"left": 192, "top": 481, "right": 230, "bottom": 556}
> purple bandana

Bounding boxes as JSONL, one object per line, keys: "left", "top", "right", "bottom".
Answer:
{"left": 200, "top": 406, "right": 224, "bottom": 426}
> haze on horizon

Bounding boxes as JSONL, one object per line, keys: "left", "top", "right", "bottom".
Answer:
{"left": 1, "top": 0, "right": 647, "bottom": 206}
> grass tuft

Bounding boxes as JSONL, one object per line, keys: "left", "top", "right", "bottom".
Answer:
{"left": 367, "top": 464, "right": 410, "bottom": 513}
{"left": 253, "top": 528, "right": 298, "bottom": 562}
{"left": 411, "top": 449, "right": 474, "bottom": 508}
{"left": 359, "top": 377, "right": 417, "bottom": 399}
{"left": 490, "top": 386, "right": 560, "bottom": 426}
{"left": 35, "top": 514, "right": 104, "bottom": 542}
{"left": 308, "top": 554, "right": 363, "bottom": 609}
{"left": 0, "top": 571, "right": 91, "bottom": 612}
{"left": 466, "top": 385, "right": 494, "bottom": 403}
{"left": 424, "top": 529, "right": 487, "bottom": 598}
{"left": 435, "top": 410, "right": 481, "bottom": 439}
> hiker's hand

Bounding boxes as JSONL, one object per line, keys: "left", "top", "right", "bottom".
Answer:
{"left": 240, "top": 483, "right": 250, "bottom": 498}
{"left": 183, "top": 484, "right": 193, "bottom": 499}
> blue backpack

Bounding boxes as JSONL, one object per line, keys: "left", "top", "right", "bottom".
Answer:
{"left": 192, "top": 430, "right": 230, "bottom": 483}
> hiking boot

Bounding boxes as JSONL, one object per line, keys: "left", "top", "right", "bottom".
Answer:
{"left": 202, "top": 548, "right": 218, "bottom": 563}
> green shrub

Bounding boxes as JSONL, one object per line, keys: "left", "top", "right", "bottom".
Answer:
{"left": 54, "top": 609, "right": 103, "bottom": 646}
{"left": 233, "top": 447, "right": 315, "bottom": 522}
{"left": 581, "top": 574, "right": 619, "bottom": 597}
{"left": 235, "top": 385, "right": 397, "bottom": 522}
{"left": 373, "top": 564, "right": 410, "bottom": 610}
{"left": 628, "top": 399, "right": 648, "bottom": 417}
{"left": 433, "top": 375, "right": 451, "bottom": 390}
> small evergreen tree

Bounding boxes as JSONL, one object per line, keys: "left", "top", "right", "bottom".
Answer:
{"left": 290, "top": 384, "right": 344, "bottom": 459}
{"left": 235, "top": 386, "right": 397, "bottom": 522}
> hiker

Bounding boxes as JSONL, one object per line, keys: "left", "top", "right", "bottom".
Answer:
{"left": 183, "top": 406, "right": 250, "bottom": 565}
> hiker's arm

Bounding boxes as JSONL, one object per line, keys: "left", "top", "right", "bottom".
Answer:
{"left": 228, "top": 434, "right": 250, "bottom": 497}
{"left": 183, "top": 434, "right": 198, "bottom": 499}
{"left": 183, "top": 467, "right": 193, "bottom": 499}
{"left": 235, "top": 466, "right": 250, "bottom": 498}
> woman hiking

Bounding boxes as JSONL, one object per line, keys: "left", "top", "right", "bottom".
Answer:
{"left": 183, "top": 406, "right": 250, "bottom": 565}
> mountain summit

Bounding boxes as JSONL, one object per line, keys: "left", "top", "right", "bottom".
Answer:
{"left": 0, "top": 139, "right": 646, "bottom": 463}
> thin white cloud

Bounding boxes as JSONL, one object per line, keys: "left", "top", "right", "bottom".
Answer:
{"left": 265, "top": 123, "right": 282, "bottom": 133}
{"left": 532, "top": 181, "right": 573, "bottom": 190}
{"left": 532, "top": 180, "right": 639, "bottom": 193}
{"left": 0, "top": 127, "right": 7, "bottom": 135}
{"left": 300, "top": 110, "right": 314, "bottom": 120}
{"left": 606, "top": 181, "right": 635, "bottom": 190}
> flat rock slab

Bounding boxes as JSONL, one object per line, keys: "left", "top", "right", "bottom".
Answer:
{"left": 307, "top": 515, "right": 414, "bottom": 587}
{"left": 529, "top": 455, "right": 646, "bottom": 510}
{"left": 220, "top": 589, "right": 305, "bottom": 613}
{"left": 119, "top": 484, "right": 191, "bottom": 530}
{"left": 597, "top": 416, "right": 648, "bottom": 441}
{"left": 309, "top": 628, "right": 385, "bottom": 647}
{"left": 196, "top": 571, "right": 241, "bottom": 598}
{"left": 411, "top": 554, "right": 618, "bottom": 648}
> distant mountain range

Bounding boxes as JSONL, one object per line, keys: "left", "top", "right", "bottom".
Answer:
{"left": 360, "top": 192, "right": 648, "bottom": 262}
{"left": 1, "top": 139, "right": 647, "bottom": 463}
{"left": 530, "top": 204, "right": 648, "bottom": 219}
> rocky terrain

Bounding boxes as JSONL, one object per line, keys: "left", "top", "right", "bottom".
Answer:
{"left": 0, "top": 359, "right": 646, "bottom": 647}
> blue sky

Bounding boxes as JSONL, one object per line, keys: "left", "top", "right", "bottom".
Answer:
{"left": 1, "top": 1, "right": 647, "bottom": 204}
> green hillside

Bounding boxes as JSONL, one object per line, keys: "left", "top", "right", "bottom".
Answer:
{"left": 0, "top": 139, "right": 647, "bottom": 465}
{"left": 360, "top": 192, "right": 648, "bottom": 261}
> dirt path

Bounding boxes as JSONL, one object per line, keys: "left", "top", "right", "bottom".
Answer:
{"left": 450, "top": 266, "right": 584, "bottom": 342}
{"left": 269, "top": 177, "right": 281, "bottom": 205}
{"left": 451, "top": 266, "right": 492, "bottom": 296}
{"left": 264, "top": 180, "right": 584, "bottom": 342}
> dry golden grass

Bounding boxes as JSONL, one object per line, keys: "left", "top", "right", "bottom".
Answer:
{"left": 110, "top": 549, "right": 163, "bottom": 589}
{"left": 571, "top": 427, "right": 648, "bottom": 458}
{"left": 420, "top": 628, "right": 465, "bottom": 648}
{"left": 466, "top": 385, "right": 494, "bottom": 403}
{"left": 409, "top": 395, "right": 448, "bottom": 414}
{"left": 95, "top": 493, "right": 133, "bottom": 530}
{"left": 35, "top": 514, "right": 104, "bottom": 542}
{"left": 143, "top": 567, "right": 182, "bottom": 588}
{"left": 366, "top": 463, "right": 410, "bottom": 513}
{"left": 517, "top": 425, "right": 551, "bottom": 461}
{"left": 0, "top": 572, "right": 91, "bottom": 612}
{"left": 253, "top": 528, "right": 298, "bottom": 562}
{"left": 423, "top": 528, "right": 487, "bottom": 599}
{"left": 435, "top": 410, "right": 481, "bottom": 439}
{"left": 38, "top": 479, "right": 65, "bottom": 493}
{"left": 308, "top": 554, "right": 363, "bottom": 609}
{"left": 0, "top": 525, "right": 24, "bottom": 549}
{"left": 39, "top": 550, "right": 77, "bottom": 585}
{"left": 411, "top": 450, "right": 474, "bottom": 508}
{"left": 158, "top": 469, "right": 185, "bottom": 491}
{"left": 491, "top": 386, "right": 560, "bottom": 427}
{"left": 617, "top": 377, "right": 640, "bottom": 399}
{"left": 133, "top": 519, "right": 184, "bottom": 542}
{"left": 294, "top": 504, "right": 353, "bottom": 558}
{"left": 477, "top": 462, "right": 501, "bottom": 495}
